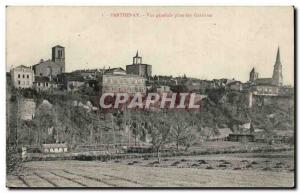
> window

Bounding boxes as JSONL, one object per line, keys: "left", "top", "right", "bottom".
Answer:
{"left": 27, "top": 75, "right": 29, "bottom": 79}
{"left": 18, "top": 80, "right": 20, "bottom": 85}
{"left": 58, "top": 50, "right": 63, "bottom": 58}
{"left": 18, "top": 74, "right": 20, "bottom": 78}
{"left": 22, "top": 74, "right": 25, "bottom": 78}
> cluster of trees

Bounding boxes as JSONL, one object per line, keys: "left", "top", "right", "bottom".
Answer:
{"left": 13, "top": 94, "right": 203, "bottom": 163}
{"left": 126, "top": 110, "right": 201, "bottom": 163}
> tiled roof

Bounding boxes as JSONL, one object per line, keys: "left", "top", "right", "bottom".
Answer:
{"left": 15, "top": 65, "right": 31, "bottom": 69}
{"left": 255, "top": 78, "right": 273, "bottom": 85}
{"left": 42, "top": 143, "right": 68, "bottom": 148}
{"left": 104, "top": 67, "right": 126, "bottom": 74}
{"left": 53, "top": 45, "right": 64, "bottom": 48}
{"left": 34, "top": 76, "right": 50, "bottom": 82}
{"left": 67, "top": 75, "right": 85, "bottom": 82}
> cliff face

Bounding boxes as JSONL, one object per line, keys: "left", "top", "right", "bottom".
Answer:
{"left": 6, "top": 85, "right": 294, "bottom": 147}
{"left": 19, "top": 98, "right": 36, "bottom": 121}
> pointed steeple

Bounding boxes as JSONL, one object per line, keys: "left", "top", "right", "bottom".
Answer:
{"left": 272, "top": 46, "right": 283, "bottom": 86}
{"left": 249, "top": 67, "right": 258, "bottom": 82}
{"left": 275, "top": 46, "right": 281, "bottom": 65}
{"left": 136, "top": 50, "right": 139, "bottom": 57}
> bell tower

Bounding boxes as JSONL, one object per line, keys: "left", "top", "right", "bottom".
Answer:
{"left": 249, "top": 67, "right": 259, "bottom": 82}
{"left": 52, "top": 45, "right": 65, "bottom": 73}
{"left": 272, "top": 47, "right": 283, "bottom": 86}
{"left": 133, "top": 50, "right": 142, "bottom": 65}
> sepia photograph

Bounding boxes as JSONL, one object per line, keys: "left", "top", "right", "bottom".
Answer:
{"left": 5, "top": 6, "right": 295, "bottom": 188}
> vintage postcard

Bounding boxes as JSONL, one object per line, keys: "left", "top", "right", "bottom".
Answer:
{"left": 6, "top": 6, "right": 295, "bottom": 188}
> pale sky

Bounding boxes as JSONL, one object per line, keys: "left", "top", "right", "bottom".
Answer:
{"left": 6, "top": 6, "right": 294, "bottom": 85}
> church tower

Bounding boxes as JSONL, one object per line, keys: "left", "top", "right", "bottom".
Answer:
{"left": 52, "top": 45, "right": 65, "bottom": 73}
{"left": 249, "top": 67, "right": 259, "bottom": 82}
{"left": 272, "top": 47, "right": 283, "bottom": 86}
{"left": 133, "top": 50, "right": 142, "bottom": 65}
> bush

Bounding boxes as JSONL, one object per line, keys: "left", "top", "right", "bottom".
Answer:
{"left": 7, "top": 146, "right": 21, "bottom": 174}
{"left": 171, "top": 161, "right": 180, "bottom": 166}
{"left": 198, "top": 160, "right": 208, "bottom": 164}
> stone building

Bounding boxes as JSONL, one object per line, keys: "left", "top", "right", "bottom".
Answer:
{"left": 251, "top": 85, "right": 280, "bottom": 96}
{"left": 10, "top": 65, "right": 35, "bottom": 88}
{"left": 126, "top": 51, "right": 152, "bottom": 78}
{"left": 98, "top": 67, "right": 146, "bottom": 94}
{"left": 226, "top": 81, "right": 243, "bottom": 91}
{"left": 33, "top": 45, "right": 65, "bottom": 77}
{"left": 56, "top": 73, "right": 85, "bottom": 91}
{"left": 248, "top": 47, "right": 284, "bottom": 98}
{"left": 33, "top": 76, "right": 59, "bottom": 92}
{"left": 71, "top": 69, "right": 105, "bottom": 80}
{"left": 66, "top": 76, "right": 85, "bottom": 92}
{"left": 249, "top": 47, "right": 283, "bottom": 87}
{"left": 42, "top": 143, "right": 68, "bottom": 153}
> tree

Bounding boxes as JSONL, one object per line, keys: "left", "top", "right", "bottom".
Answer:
{"left": 170, "top": 111, "right": 190, "bottom": 151}
{"left": 145, "top": 111, "right": 172, "bottom": 163}
{"left": 181, "top": 127, "right": 200, "bottom": 151}
{"left": 170, "top": 111, "right": 201, "bottom": 151}
{"left": 126, "top": 110, "right": 146, "bottom": 146}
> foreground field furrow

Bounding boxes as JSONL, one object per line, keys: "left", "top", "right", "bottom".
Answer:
{"left": 17, "top": 176, "right": 30, "bottom": 187}
{"left": 78, "top": 165, "right": 210, "bottom": 187}
{"left": 60, "top": 170, "right": 111, "bottom": 187}
{"left": 6, "top": 175, "right": 28, "bottom": 188}
{"left": 39, "top": 171, "right": 81, "bottom": 187}
{"left": 62, "top": 170, "right": 117, "bottom": 187}
{"left": 33, "top": 172, "right": 58, "bottom": 187}
{"left": 73, "top": 168, "right": 149, "bottom": 187}
{"left": 6, "top": 176, "right": 25, "bottom": 187}
{"left": 7, "top": 151, "right": 294, "bottom": 188}
{"left": 49, "top": 171, "right": 88, "bottom": 187}
{"left": 102, "top": 173, "right": 149, "bottom": 186}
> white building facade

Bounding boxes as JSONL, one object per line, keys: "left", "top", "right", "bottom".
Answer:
{"left": 10, "top": 65, "right": 35, "bottom": 88}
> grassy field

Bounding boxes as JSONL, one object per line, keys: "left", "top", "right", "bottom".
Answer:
{"left": 7, "top": 151, "right": 294, "bottom": 188}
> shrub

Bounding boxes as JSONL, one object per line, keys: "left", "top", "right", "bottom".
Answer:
{"left": 171, "top": 161, "right": 180, "bottom": 166}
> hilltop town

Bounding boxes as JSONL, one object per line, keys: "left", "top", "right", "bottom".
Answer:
{"left": 6, "top": 45, "right": 294, "bottom": 187}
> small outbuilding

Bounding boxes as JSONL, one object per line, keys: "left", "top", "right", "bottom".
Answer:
{"left": 42, "top": 143, "right": 68, "bottom": 153}
{"left": 209, "top": 128, "right": 232, "bottom": 141}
